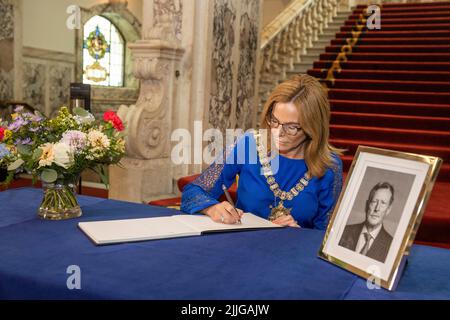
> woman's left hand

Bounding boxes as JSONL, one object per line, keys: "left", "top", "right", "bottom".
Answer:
{"left": 272, "top": 214, "right": 300, "bottom": 228}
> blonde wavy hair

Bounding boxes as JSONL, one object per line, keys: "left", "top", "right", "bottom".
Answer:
{"left": 259, "top": 74, "right": 344, "bottom": 178}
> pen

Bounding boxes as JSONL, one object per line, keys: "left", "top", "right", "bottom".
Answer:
{"left": 221, "top": 184, "right": 242, "bottom": 224}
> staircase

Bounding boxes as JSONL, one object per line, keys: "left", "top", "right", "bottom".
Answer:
{"left": 305, "top": 1, "right": 450, "bottom": 187}
{"left": 287, "top": 11, "right": 352, "bottom": 76}
{"left": 258, "top": 0, "right": 343, "bottom": 117}
{"left": 259, "top": 0, "right": 450, "bottom": 248}
{"left": 259, "top": 11, "right": 353, "bottom": 113}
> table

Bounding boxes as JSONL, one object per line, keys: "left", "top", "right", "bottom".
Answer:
{"left": 0, "top": 188, "right": 449, "bottom": 299}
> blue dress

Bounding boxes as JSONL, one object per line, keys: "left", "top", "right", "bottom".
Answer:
{"left": 181, "top": 131, "right": 343, "bottom": 230}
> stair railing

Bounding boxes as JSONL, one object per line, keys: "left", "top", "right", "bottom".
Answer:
{"left": 259, "top": 0, "right": 340, "bottom": 112}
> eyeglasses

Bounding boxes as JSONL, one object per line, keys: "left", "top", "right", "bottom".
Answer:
{"left": 266, "top": 114, "right": 303, "bottom": 136}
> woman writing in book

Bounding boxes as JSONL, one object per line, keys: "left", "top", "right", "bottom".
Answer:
{"left": 181, "top": 74, "right": 343, "bottom": 229}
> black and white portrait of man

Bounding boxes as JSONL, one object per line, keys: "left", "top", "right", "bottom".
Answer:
{"left": 339, "top": 167, "right": 415, "bottom": 263}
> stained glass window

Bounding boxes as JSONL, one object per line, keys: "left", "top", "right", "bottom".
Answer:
{"left": 82, "top": 15, "right": 124, "bottom": 87}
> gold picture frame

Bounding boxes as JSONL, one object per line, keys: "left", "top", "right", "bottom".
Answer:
{"left": 319, "top": 146, "right": 442, "bottom": 291}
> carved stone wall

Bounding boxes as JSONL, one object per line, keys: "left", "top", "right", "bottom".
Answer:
{"left": 209, "top": 0, "right": 237, "bottom": 133}
{"left": 0, "top": 0, "right": 14, "bottom": 100}
{"left": 209, "top": 0, "right": 262, "bottom": 133}
{"left": 236, "top": 0, "right": 261, "bottom": 130}
{"left": 0, "top": 0, "right": 21, "bottom": 102}
{"left": 22, "top": 59, "right": 46, "bottom": 112}
{"left": 153, "top": 0, "right": 183, "bottom": 41}
{"left": 22, "top": 47, "right": 75, "bottom": 116}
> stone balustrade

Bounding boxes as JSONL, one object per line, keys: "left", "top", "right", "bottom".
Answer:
{"left": 258, "top": 0, "right": 340, "bottom": 112}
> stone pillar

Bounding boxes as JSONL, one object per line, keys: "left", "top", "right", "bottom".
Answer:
{"left": 109, "top": 0, "right": 184, "bottom": 203}
{"left": 0, "top": 0, "right": 22, "bottom": 102}
{"left": 109, "top": 0, "right": 263, "bottom": 203}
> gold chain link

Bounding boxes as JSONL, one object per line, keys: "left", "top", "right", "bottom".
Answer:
{"left": 254, "top": 131, "right": 310, "bottom": 201}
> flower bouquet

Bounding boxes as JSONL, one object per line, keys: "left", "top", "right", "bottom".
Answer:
{"left": 0, "top": 106, "right": 125, "bottom": 220}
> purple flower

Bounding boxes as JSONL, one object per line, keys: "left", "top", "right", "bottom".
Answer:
{"left": 0, "top": 144, "right": 10, "bottom": 159}
{"left": 15, "top": 137, "right": 33, "bottom": 145}
{"left": 8, "top": 117, "right": 27, "bottom": 132}
{"left": 31, "top": 114, "right": 43, "bottom": 122}
{"left": 14, "top": 106, "right": 24, "bottom": 113}
{"left": 22, "top": 138, "right": 32, "bottom": 145}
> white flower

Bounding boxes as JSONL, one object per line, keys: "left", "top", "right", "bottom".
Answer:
{"left": 38, "top": 143, "right": 55, "bottom": 168}
{"left": 88, "top": 130, "right": 110, "bottom": 151}
{"left": 53, "top": 142, "right": 74, "bottom": 169}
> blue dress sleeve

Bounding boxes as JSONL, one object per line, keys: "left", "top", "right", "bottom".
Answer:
{"left": 180, "top": 134, "right": 247, "bottom": 214}
{"left": 313, "top": 154, "right": 343, "bottom": 230}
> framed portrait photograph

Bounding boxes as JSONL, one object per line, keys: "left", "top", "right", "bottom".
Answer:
{"left": 319, "top": 146, "right": 442, "bottom": 291}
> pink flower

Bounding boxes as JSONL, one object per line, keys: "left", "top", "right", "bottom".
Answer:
{"left": 61, "top": 130, "right": 87, "bottom": 152}
{"left": 103, "top": 111, "right": 124, "bottom": 132}
{"left": 0, "top": 127, "right": 4, "bottom": 142}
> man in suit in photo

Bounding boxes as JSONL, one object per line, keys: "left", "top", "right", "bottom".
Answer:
{"left": 339, "top": 182, "right": 394, "bottom": 263}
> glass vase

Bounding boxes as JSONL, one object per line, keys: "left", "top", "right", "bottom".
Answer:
{"left": 38, "top": 181, "right": 82, "bottom": 220}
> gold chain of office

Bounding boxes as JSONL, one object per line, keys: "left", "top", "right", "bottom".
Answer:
{"left": 254, "top": 131, "right": 310, "bottom": 220}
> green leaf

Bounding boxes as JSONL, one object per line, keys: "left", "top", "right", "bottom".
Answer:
{"left": 32, "top": 148, "right": 43, "bottom": 161}
{"left": 90, "top": 165, "right": 109, "bottom": 187}
{"left": 7, "top": 159, "right": 24, "bottom": 171}
{"left": 24, "top": 162, "right": 34, "bottom": 173}
{"left": 17, "top": 144, "right": 32, "bottom": 156}
{"left": 73, "top": 107, "right": 89, "bottom": 117}
{"left": 41, "top": 169, "right": 58, "bottom": 183}
{"left": 104, "top": 128, "right": 111, "bottom": 137}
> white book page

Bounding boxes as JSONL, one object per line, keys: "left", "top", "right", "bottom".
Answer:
{"left": 78, "top": 216, "right": 200, "bottom": 245}
{"left": 173, "top": 212, "right": 282, "bottom": 233}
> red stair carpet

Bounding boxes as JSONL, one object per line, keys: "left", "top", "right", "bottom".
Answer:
{"left": 308, "top": 1, "right": 450, "bottom": 248}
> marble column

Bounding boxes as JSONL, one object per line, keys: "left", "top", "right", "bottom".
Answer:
{"left": 109, "top": 0, "right": 263, "bottom": 203}
{"left": 109, "top": 0, "right": 184, "bottom": 203}
{"left": 0, "top": 0, "right": 22, "bottom": 102}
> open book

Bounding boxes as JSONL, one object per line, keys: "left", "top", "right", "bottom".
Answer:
{"left": 78, "top": 212, "right": 282, "bottom": 245}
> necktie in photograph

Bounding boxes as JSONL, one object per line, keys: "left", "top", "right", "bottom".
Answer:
{"left": 360, "top": 232, "right": 372, "bottom": 255}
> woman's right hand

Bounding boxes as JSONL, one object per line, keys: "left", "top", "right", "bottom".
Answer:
{"left": 202, "top": 201, "right": 244, "bottom": 224}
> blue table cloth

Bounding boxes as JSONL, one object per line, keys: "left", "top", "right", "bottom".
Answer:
{"left": 0, "top": 188, "right": 449, "bottom": 300}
